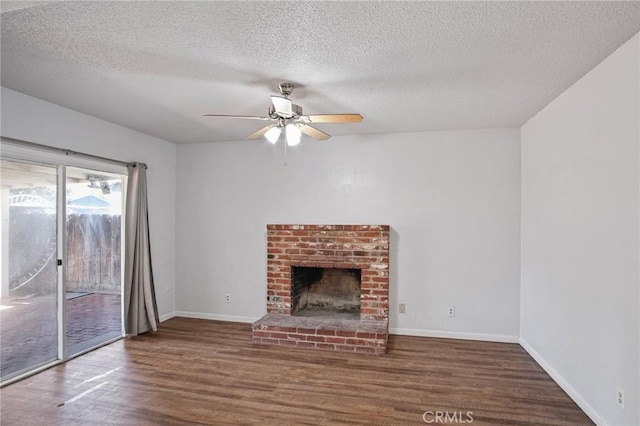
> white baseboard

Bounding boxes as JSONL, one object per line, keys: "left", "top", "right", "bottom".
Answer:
{"left": 159, "top": 312, "right": 176, "bottom": 323}
{"left": 519, "top": 337, "right": 604, "bottom": 426}
{"left": 174, "top": 311, "right": 259, "bottom": 324}
{"left": 390, "top": 327, "right": 519, "bottom": 343}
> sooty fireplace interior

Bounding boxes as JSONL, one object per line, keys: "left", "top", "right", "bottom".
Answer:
{"left": 291, "top": 267, "right": 361, "bottom": 319}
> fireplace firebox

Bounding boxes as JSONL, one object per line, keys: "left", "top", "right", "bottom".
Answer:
{"left": 291, "top": 267, "right": 361, "bottom": 319}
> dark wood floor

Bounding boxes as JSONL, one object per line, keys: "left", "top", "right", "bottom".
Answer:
{"left": 0, "top": 318, "right": 592, "bottom": 425}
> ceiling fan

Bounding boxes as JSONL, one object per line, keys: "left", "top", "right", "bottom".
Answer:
{"left": 203, "top": 83, "right": 363, "bottom": 146}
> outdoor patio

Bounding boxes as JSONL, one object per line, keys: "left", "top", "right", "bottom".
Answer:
{"left": 0, "top": 292, "right": 121, "bottom": 380}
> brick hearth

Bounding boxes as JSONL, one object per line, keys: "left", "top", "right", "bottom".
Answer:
{"left": 252, "top": 224, "right": 390, "bottom": 354}
{"left": 252, "top": 314, "right": 388, "bottom": 355}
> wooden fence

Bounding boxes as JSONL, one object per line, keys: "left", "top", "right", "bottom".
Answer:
{"left": 66, "top": 214, "right": 121, "bottom": 294}
{"left": 8, "top": 213, "right": 122, "bottom": 295}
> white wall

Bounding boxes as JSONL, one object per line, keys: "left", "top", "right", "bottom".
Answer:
{"left": 0, "top": 87, "right": 177, "bottom": 318}
{"left": 176, "top": 128, "right": 521, "bottom": 341}
{"left": 521, "top": 33, "right": 639, "bottom": 426}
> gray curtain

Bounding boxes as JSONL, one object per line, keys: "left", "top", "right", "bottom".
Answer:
{"left": 124, "top": 162, "right": 159, "bottom": 335}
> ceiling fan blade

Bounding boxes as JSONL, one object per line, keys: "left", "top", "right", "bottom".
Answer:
{"left": 299, "top": 124, "right": 331, "bottom": 141}
{"left": 203, "top": 114, "right": 271, "bottom": 120}
{"left": 270, "top": 95, "right": 293, "bottom": 117}
{"left": 246, "top": 125, "right": 275, "bottom": 140}
{"left": 306, "top": 114, "right": 363, "bottom": 123}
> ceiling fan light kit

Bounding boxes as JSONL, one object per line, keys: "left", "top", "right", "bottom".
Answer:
{"left": 264, "top": 126, "right": 281, "bottom": 144}
{"left": 204, "top": 83, "right": 363, "bottom": 146}
{"left": 285, "top": 123, "right": 301, "bottom": 146}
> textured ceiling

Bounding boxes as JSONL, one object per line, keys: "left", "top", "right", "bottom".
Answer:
{"left": 1, "top": 1, "right": 639, "bottom": 144}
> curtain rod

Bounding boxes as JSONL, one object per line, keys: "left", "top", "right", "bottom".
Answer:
{"left": 0, "top": 136, "right": 147, "bottom": 169}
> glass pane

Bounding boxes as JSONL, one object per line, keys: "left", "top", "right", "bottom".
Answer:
{"left": 0, "top": 159, "right": 58, "bottom": 382}
{"left": 65, "top": 167, "right": 123, "bottom": 356}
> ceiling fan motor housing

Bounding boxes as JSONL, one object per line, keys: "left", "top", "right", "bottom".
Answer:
{"left": 278, "top": 82, "right": 294, "bottom": 97}
{"left": 269, "top": 104, "right": 303, "bottom": 119}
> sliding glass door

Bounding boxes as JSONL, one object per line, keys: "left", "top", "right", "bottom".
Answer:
{"left": 1, "top": 159, "right": 125, "bottom": 384}
{"left": 65, "top": 167, "right": 123, "bottom": 356}
{"left": 0, "top": 159, "right": 59, "bottom": 381}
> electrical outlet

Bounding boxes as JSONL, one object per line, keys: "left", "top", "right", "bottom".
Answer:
{"left": 447, "top": 306, "right": 455, "bottom": 317}
{"left": 399, "top": 303, "right": 406, "bottom": 314}
{"left": 616, "top": 387, "right": 624, "bottom": 409}
{"left": 165, "top": 282, "right": 170, "bottom": 292}
{"left": 225, "top": 293, "right": 231, "bottom": 303}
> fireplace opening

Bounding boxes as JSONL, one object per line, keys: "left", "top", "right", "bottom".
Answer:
{"left": 291, "top": 266, "right": 361, "bottom": 319}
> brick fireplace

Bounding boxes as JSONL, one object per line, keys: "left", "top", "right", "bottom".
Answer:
{"left": 252, "top": 225, "right": 390, "bottom": 354}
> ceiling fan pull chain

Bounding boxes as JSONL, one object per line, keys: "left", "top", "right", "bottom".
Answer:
{"left": 283, "top": 136, "right": 288, "bottom": 167}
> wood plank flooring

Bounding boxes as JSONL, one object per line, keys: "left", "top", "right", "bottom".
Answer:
{"left": 0, "top": 318, "right": 593, "bottom": 425}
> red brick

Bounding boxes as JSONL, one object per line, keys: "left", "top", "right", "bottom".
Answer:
{"left": 306, "top": 335, "right": 326, "bottom": 343}
{"left": 317, "top": 329, "right": 336, "bottom": 336}
{"left": 270, "top": 332, "right": 287, "bottom": 339}
{"left": 286, "top": 333, "right": 302, "bottom": 340}
{"left": 335, "top": 345, "right": 356, "bottom": 352}
{"left": 315, "top": 343, "right": 337, "bottom": 351}
{"left": 345, "top": 338, "right": 369, "bottom": 346}
{"left": 366, "top": 289, "right": 389, "bottom": 295}
{"left": 317, "top": 237, "right": 337, "bottom": 243}
{"left": 352, "top": 237, "right": 374, "bottom": 243}
{"left": 335, "top": 237, "right": 356, "bottom": 243}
